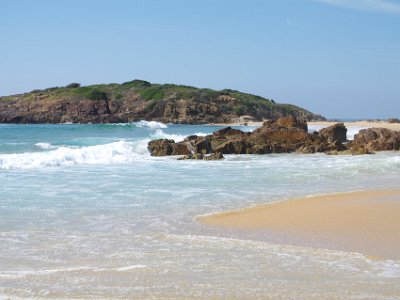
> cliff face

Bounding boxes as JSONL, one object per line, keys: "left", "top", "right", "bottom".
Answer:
{"left": 0, "top": 80, "right": 325, "bottom": 124}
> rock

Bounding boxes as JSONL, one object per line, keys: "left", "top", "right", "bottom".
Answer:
{"left": 326, "top": 147, "right": 373, "bottom": 155}
{"left": 212, "top": 127, "right": 246, "bottom": 139}
{"left": 212, "top": 138, "right": 250, "bottom": 154}
{"left": 204, "top": 152, "right": 224, "bottom": 160}
{"left": 349, "top": 128, "right": 400, "bottom": 152}
{"left": 148, "top": 139, "right": 190, "bottom": 156}
{"left": 262, "top": 115, "right": 308, "bottom": 132}
{"left": 319, "top": 123, "right": 347, "bottom": 143}
{"left": 148, "top": 117, "right": 399, "bottom": 157}
{"left": 177, "top": 153, "right": 204, "bottom": 160}
{"left": 177, "top": 152, "right": 224, "bottom": 160}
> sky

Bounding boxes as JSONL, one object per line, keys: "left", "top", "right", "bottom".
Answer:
{"left": 1, "top": 0, "right": 399, "bottom": 119}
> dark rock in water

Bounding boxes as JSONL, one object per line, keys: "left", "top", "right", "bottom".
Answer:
{"left": 204, "top": 152, "right": 224, "bottom": 160}
{"left": 319, "top": 123, "right": 347, "bottom": 143}
{"left": 212, "top": 127, "right": 246, "bottom": 138}
{"left": 148, "top": 116, "right": 400, "bottom": 157}
{"left": 177, "top": 152, "right": 224, "bottom": 160}
{"left": 178, "top": 153, "right": 204, "bottom": 160}
{"left": 349, "top": 128, "right": 400, "bottom": 153}
{"left": 148, "top": 139, "right": 190, "bottom": 156}
{"left": 212, "top": 138, "right": 250, "bottom": 154}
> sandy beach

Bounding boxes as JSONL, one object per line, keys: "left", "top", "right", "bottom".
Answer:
{"left": 198, "top": 189, "right": 400, "bottom": 259}
{"left": 213, "top": 120, "right": 400, "bottom": 131}
{"left": 309, "top": 120, "right": 400, "bottom": 131}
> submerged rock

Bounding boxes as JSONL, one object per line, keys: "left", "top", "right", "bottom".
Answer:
{"left": 177, "top": 152, "right": 224, "bottom": 160}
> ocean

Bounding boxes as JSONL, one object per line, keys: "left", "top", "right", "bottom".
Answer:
{"left": 0, "top": 121, "right": 399, "bottom": 299}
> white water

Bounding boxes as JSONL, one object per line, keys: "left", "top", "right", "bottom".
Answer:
{"left": 0, "top": 122, "right": 399, "bottom": 299}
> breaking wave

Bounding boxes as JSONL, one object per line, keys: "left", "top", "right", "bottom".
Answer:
{"left": 150, "top": 129, "right": 210, "bottom": 142}
{"left": 135, "top": 120, "right": 168, "bottom": 129}
{"left": 35, "top": 142, "right": 55, "bottom": 150}
{"left": 0, "top": 140, "right": 150, "bottom": 170}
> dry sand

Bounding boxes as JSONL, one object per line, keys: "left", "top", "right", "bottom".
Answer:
{"left": 198, "top": 190, "right": 400, "bottom": 259}
{"left": 213, "top": 120, "right": 400, "bottom": 131}
{"left": 309, "top": 120, "right": 400, "bottom": 131}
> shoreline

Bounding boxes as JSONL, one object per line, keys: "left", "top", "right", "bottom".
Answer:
{"left": 198, "top": 189, "right": 400, "bottom": 260}
{"left": 212, "top": 120, "right": 400, "bottom": 131}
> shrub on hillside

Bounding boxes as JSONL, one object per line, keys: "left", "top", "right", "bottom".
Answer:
{"left": 122, "top": 79, "right": 151, "bottom": 88}
{"left": 87, "top": 89, "right": 108, "bottom": 101}
{"left": 65, "top": 83, "right": 81, "bottom": 88}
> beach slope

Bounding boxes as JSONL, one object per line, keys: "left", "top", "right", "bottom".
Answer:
{"left": 198, "top": 190, "right": 400, "bottom": 259}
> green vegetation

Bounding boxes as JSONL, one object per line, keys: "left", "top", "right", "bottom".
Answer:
{"left": 140, "top": 86, "right": 165, "bottom": 101}
{"left": 122, "top": 79, "right": 151, "bottom": 89}
{"left": 87, "top": 89, "right": 108, "bottom": 101}
{"left": 65, "top": 83, "right": 81, "bottom": 88}
{"left": 72, "top": 86, "right": 108, "bottom": 100}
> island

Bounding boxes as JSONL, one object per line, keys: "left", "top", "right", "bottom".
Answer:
{"left": 0, "top": 80, "right": 324, "bottom": 124}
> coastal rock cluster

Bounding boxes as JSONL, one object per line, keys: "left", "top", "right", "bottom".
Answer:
{"left": 148, "top": 116, "right": 400, "bottom": 159}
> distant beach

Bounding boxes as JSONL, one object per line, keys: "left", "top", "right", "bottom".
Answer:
{"left": 213, "top": 120, "right": 400, "bottom": 131}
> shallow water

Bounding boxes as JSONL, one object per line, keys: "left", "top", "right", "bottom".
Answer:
{"left": 0, "top": 122, "right": 399, "bottom": 299}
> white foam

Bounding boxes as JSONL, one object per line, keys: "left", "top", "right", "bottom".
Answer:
{"left": 0, "top": 140, "right": 150, "bottom": 170}
{"left": 35, "top": 142, "right": 54, "bottom": 149}
{"left": 150, "top": 129, "right": 209, "bottom": 142}
{"left": 135, "top": 120, "right": 168, "bottom": 129}
{"left": 347, "top": 126, "right": 368, "bottom": 140}
{"left": 114, "top": 265, "right": 147, "bottom": 271}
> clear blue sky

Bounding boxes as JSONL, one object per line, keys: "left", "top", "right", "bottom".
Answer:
{"left": 1, "top": 0, "right": 399, "bottom": 119}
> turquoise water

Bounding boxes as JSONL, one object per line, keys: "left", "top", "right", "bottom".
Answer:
{"left": 1, "top": 122, "right": 400, "bottom": 299}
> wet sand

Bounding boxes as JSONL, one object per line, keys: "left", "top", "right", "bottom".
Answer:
{"left": 198, "top": 190, "right": 400, "bottom": 259}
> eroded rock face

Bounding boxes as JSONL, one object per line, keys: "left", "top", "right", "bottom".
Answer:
{"left": 147, "top": 139, "right": 190, "bottom": 156}
{"left": 262, "top": 115, "right": 308, "bottom": 132}
{"left": 349, "top": 128, "right": 400, "bottom": 152}
{"left": 319, "top": 123, "right": 347, "bottom": 143}
{"left": 148, "top": 117, "right": 400, "bottom": 158}
{"left": 148, "top": 117, "right": 350, "bottom": 157}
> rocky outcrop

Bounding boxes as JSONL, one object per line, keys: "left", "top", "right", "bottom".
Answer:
{"left": 148, "top": 117, "right": 400, "bottom": 158}
{"left": 348, "top": 128, "right": 400, "bottom": 153}
{"left": 0, "top": 80, "right": 325, "bottom": 124}
{"left": 148, "top": 116, "right": 351, "bottom": 157}
{"left": 147, "top": 139, "right": 191, "bottom": 156}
